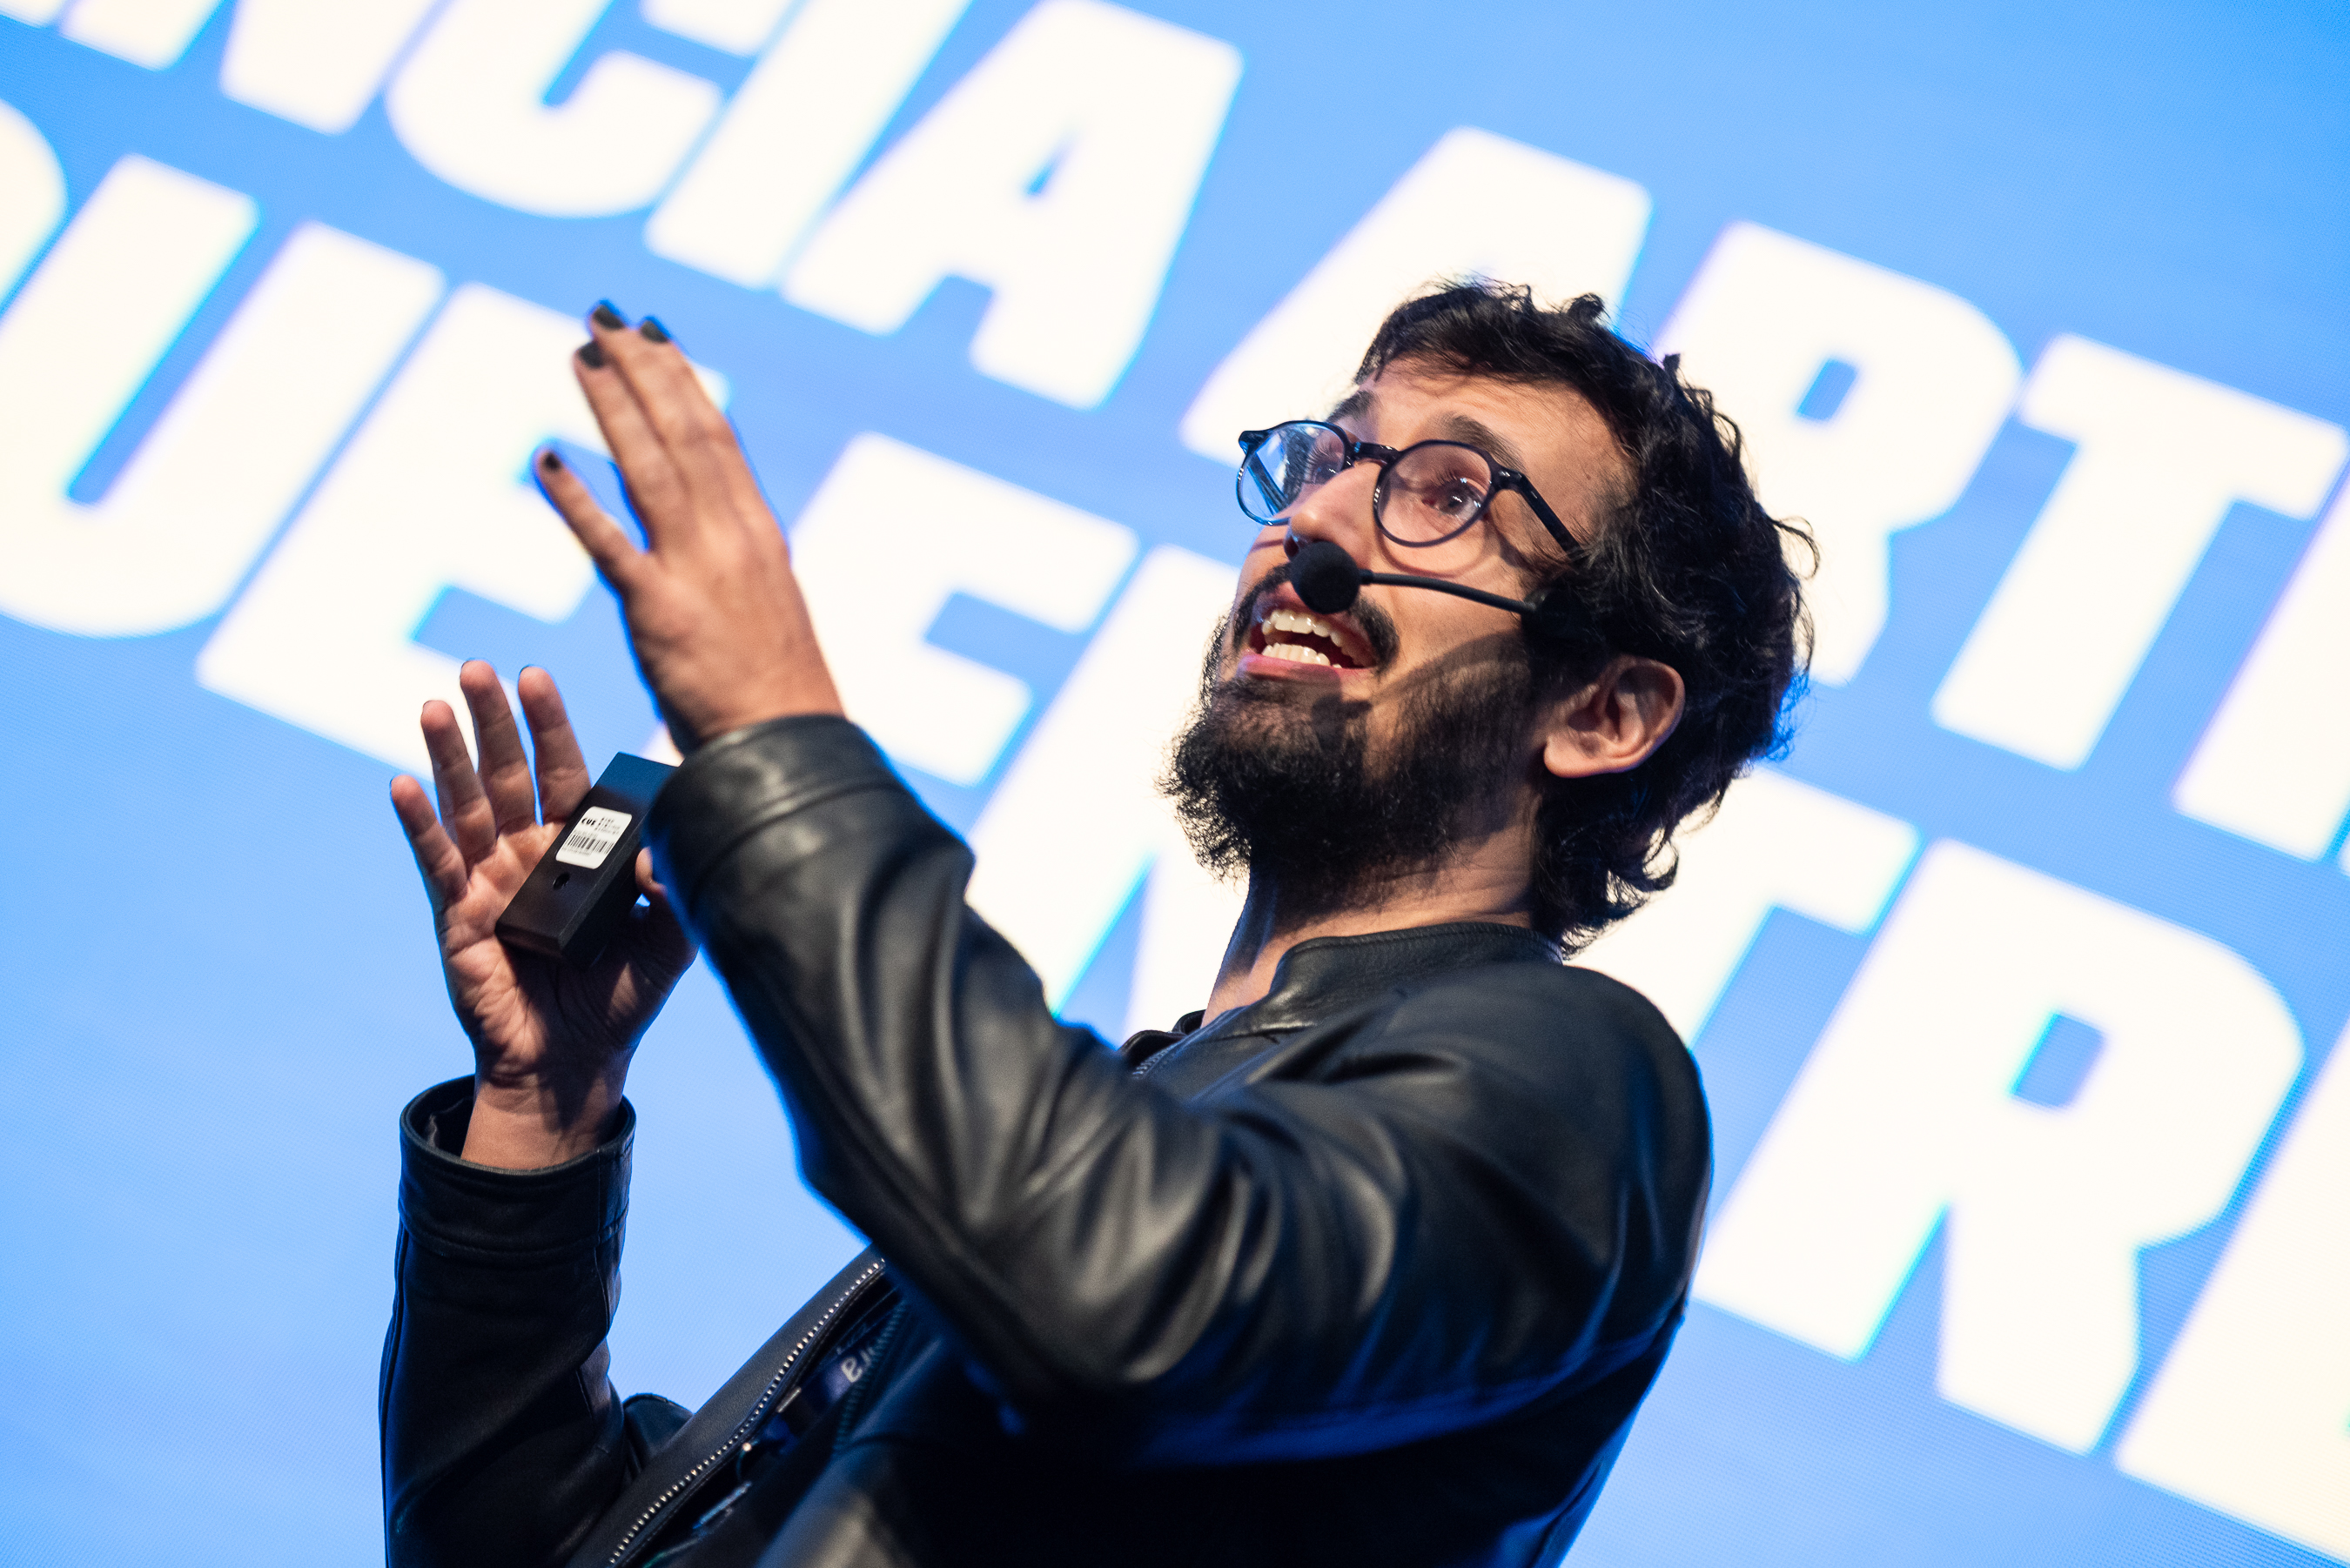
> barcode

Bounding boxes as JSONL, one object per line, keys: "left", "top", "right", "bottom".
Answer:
{"left": 555, "top": 807, "right": 634, "bottom": 869}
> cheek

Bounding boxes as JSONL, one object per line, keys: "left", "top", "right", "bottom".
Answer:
{"left": 1363, "top": 598, "right": 1534, "bottom": 717}
{"left": 1374, "top": 588, "right": 1484, "bottom": 660}
{"left": 1225, "top": 539, "right": 1288, "bottom": 625}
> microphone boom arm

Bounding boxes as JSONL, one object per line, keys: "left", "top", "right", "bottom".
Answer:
{"left": 1288, "top": 538, "right": 1546, "bottom": 620}
{"left": 1356, "top": 570, "right": 1540, "bottom": 618}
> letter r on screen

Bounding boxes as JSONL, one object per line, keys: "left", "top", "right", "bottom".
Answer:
{"left": 1694, "top": 841, "right": 2300, "bottom": 1452}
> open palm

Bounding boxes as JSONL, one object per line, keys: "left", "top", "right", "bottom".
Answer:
{"left": 390, "top": 660, "right": 695, "bottom": 1163}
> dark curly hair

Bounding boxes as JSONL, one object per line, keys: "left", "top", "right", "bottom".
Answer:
{"left": 1356, "top": 280, "right": 1811, "bottom": 950}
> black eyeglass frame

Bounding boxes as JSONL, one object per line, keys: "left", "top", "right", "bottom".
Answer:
{"left": 1235, "top": 420, "right": 1578, "bottom": 561}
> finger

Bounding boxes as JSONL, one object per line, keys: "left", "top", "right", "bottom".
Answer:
{"left": 600, "top": 318, "right": 758, "bottom": 514}
{"left": 519, "top": 666, "right": 593, "bottom": 822}
{"left": 420, "top": 698, "right": 498, "bottom": 866}
{"left": 573, "top": 338, "right": 695, "bottom": 549}
{"left": 460, "top": 660, "right": 537, "bottom": 837}
{"left": 535, "top": 449, "right": 649, "bottom": 587}
{"left": 391, "top": 774, "right": 470, "bottom": 913}
{"left": 629, "top": 848, "right": 697, "bottom": 974}
{"left": 634, "top": 848, "right": 672, "bottom": 905}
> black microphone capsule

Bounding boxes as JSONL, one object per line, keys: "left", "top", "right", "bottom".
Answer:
{"left": 1289, "top": 539, "right": 1364, "bottom": 615}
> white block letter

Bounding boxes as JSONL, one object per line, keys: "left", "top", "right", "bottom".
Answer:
{"left": 0, "top": 213, "right": 444, "bottom": 636}
{"left": 787, "top": 434, "right": 1138, "bottom": 786}
{"left": 59, "top": 0, "right": 218, "bottom": 68}
{"left": 0, "top": 97, "right": 64, "bottom": 299}
{"left": 1933, "top": 336, "right": 2347, "bottom": 768}
{"left": 222, "top": 0, "right": 444, "bottom": 134}
{"left": 2172, "top": 481, "right": 2350, "bottom": 860}
{"left": 964, "top": 546, "right": 1241, "bottom": 1022}
{"left": 387, "top": 0, "right": 722, "bottom": 218}
{"left": 1655, "top": 224, "right": 2023, "bottom": 686}
{"left": 782, "top": 0, "right": 1241, "bottom": 409}
{"left": 1696, "top": 841, "right": 2301, "bottom": 1451}
{"left": 198, "top": 285, "right": 642, "bottom": 767}
{"left": 2117, "top": 1021, "right": 2350, "bottom": 1558}
{"left": 640, "top": 0, "right": 795, "bottom": 55}
{"left": 646, "top": 0, "right": 971, "bottom": 286}
{"left": 1574, "top": 769, "right": 1918, "bottom": 1042}
{"left": 1178, "top": 128, "right": 1652, "bottom": 461}
{"left": 0, "top": 165, "right": 252, "bottom": 601}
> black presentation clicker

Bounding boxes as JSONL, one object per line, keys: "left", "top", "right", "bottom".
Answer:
{"left": 495, "top": 753, "right": 676, "bottom": 967}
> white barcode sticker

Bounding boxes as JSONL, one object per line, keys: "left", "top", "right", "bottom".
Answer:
{"left": 555, "top": 807, "right": 634, "bottom": 869}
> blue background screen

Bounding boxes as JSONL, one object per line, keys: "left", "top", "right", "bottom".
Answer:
{"left": 3, "top": 1, "right": 2346, "bottom": 1563}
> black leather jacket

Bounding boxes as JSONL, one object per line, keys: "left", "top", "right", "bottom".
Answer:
{"left": 381, "top": 717, "right": 1710, "bottom": 1568}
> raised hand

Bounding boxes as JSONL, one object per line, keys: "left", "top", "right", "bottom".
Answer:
{"left": 533, "top": 305, "right": 843, "bottom": 754}
{"left": 390, "top": 660, "right": 695, "bottom": 1169}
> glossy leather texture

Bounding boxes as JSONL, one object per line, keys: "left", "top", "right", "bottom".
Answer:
{"left": 381, "top": 715, "right": 1711, "bottom": 1568}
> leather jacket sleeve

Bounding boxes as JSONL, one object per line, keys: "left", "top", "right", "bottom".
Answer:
{"left": 380, "top": 1079, "right": 635, "bottom": 1568}
{"left": 647, "top": 715, "right": 1709, "bottom": 1468}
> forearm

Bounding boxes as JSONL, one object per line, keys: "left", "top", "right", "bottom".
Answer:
{"left": 647, "top": 720, "right": 1704, "bottom": 1462}
{"left": 648, "top": 719, "right": 1161, "bottom": 1395}
{"left": 382, "top": 1080, "right": 636, "bottom": 1568}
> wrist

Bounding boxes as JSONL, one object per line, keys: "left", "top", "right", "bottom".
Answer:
{"left": 667, "top": 673, "right": 842, "bottom": 754}
{"left": 461, "top": 1068, "right": 629, "bottom": 1169}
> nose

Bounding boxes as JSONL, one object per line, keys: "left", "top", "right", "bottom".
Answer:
{"left": 1281, "top": 459, "right": 1380, "bottom": 566}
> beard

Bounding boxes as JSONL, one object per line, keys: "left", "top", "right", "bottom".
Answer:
{"left": 1162, "top": 576, "right": 1540, "bottom": 921}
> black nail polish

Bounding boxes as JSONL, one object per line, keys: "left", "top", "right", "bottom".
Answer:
{"left": 539, "top": 448, "right": 562, "bottom": 472}
{"left": 577, "top": 338, "right": 607, "bottom": 369}
{"left": 638, "top": 316, "right": 671, "bottom": 345}
{"left": 591, "top": 300, "right": 625, "bottom": 329}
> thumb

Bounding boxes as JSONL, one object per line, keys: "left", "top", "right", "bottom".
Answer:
{"left": 632, "top": 850, "right": 697, "bottom": 973}
{"left": 634, "top": 848, "right": 674, "bottom": 908}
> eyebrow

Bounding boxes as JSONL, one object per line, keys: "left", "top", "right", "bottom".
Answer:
{"left": 1322, "top": 394, "right": 1531, "bottom": 474}
{"left": 1428, "top": 412, "right": 1530, "bottom": 474}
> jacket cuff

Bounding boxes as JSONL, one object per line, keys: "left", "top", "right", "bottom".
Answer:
{"left": 644, "top": 714, "right": 903, "bottom": 918}
{"left": 398, "top": 1078, "right": 634, "bottom": 1264}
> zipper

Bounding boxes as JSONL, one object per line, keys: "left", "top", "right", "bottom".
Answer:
{"left": 827, "top": 1302, "right": 910, "bottom": 1458}
{"left": 602, "top": 1257, "right": 888, "bottom": 1568}
{"left": 602, "top": 1022, "right": 1194, "bottom": 1563}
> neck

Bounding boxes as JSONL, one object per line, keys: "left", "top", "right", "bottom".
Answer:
{"left": 1200, "top": 815, "right": 1541, "bottom": 1020}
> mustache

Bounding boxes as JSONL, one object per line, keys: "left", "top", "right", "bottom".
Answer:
{"left": 1229, "top": 559, "right": 1401, "bottom": 667}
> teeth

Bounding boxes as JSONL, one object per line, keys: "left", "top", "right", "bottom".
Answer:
{"left": 1260, "top": 641, "right": 1332, "bottom": 667}
{"left": 1259, "top": 606, "right": 1338, "bottom": 641}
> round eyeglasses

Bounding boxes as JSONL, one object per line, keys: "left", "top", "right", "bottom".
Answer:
{"left": 1234, "top": 420, "right": 1577, "bottom": 561}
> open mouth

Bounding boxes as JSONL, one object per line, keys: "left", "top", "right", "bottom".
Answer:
{"left": 1249, "top": 605, "right": 1371, "bottom": 670}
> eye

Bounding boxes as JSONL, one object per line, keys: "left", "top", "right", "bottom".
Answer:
{"left": 1429, "top": 476, "right": 1483, "bottom": 519}
{"left": 1396, "top": 451, "right": 1489, "bottom": 519}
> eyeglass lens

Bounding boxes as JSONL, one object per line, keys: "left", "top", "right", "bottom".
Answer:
{"left": 1239, "top": 423, "right": 1347, "bottom": 521}
{"left": 1239, "top": 422, "right": 1497, "bottom": 551}
{"left": 1380, "top": 442, "right": 1494, "bottom": 547}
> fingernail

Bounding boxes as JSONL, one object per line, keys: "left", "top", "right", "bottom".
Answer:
{"left": 591, "top": 300, "right": 625, "bottom": 329}
{"left": 577, "top": 338, "right": 607, "bottom": 369}
{"left": 638, "top": 316, "right": 671, "bottom": 344}
{"left": 539, "top": 448, "right": 562, "bottom": 473}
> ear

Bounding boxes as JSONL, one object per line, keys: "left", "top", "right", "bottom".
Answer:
{"left": 1539, "top": 654, "right": 1686, "bottom": 781}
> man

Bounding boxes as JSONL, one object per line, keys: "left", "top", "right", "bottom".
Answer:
{"left": 381, "top": 283, "right": 1806, "bottom": 1567}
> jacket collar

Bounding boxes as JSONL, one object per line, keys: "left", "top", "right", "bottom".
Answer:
{"left": 1125, "top": 921, "right": 1561, "bottom": 1065}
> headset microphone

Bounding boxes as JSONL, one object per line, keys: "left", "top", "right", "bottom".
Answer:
{"left": 1288, "top": 539, "right": 1548, "bottom": 620}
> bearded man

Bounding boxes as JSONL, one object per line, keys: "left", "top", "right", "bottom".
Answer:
{"left": 380, "top": 282, "right": 1806, "bottom": 1568}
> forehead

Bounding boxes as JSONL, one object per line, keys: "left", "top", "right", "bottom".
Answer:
{"left": 1333, "top": 363, "right": 1609, "bottom": 465}
{"left": 1331, "top": 361, "right": 1628, "bottom": 536}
